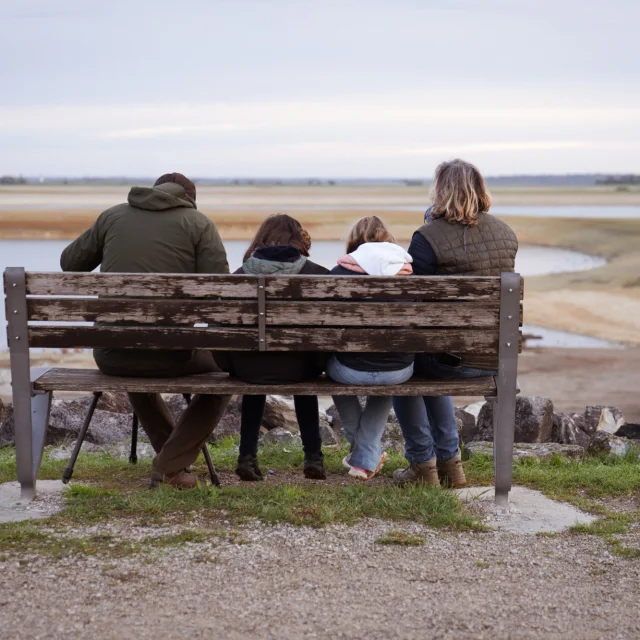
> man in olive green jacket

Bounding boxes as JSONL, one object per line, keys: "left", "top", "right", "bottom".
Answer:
{"left": 61, "top": 173, "right": 230, "bottom": 488}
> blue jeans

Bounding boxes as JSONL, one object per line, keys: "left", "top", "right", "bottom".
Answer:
{"left": 327, "top": 356, "right": 414, "bottom": 472}
{"left": 393, "top": 355, "right": 496, "bottom": 464}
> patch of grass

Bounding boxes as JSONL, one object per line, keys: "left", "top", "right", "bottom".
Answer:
{"left": 376, "top": 530, "right": 425, "bottom": 546}
{"left": 466, "top": 452, "right": 640, "bottom": 503}
{"left": 475, "top": 561, "right": 490, "bottom": 568}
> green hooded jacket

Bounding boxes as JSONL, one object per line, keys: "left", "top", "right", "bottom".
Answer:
{"left": 60, "top": 182, "right": 229, "bottom": 373}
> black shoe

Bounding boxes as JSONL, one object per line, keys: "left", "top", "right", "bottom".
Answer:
{"left": 304, "top": 452, "right": 326, "bottom": 480}
{"left": 235, "top": 454, "right": 263, "bottom": 481}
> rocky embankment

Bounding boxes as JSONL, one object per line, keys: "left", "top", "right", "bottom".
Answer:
{"left": 0, "top": 394, "right": 638, "bottom": 462}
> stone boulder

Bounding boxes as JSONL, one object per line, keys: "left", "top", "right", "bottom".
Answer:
{"left": 380, "top": 409, "right": 405, "bottom": 454}
{"left": 455, "top": 407, "right": 478, "bottom": 443}
{"left": 165, "top": 394, "right": 189, "bottom": 424}
{"left": 75, "top": 392, "right": 132, "bottom": 414}
{"left": 49, "top": 441, "right": 155, "bottom": 461}
{"left": 262, "top": 396, "right": 299, "bottom": 432}
{"left": 476, "top": 396, "right": 554, "bottom": 443}
{"left": 466, "top": 441, "right": 585, "bottom": 462}
{"left": 319, "top": 413, "right": 340, "bottom": 446}
{"left": 463, "top": 401, "right": 485, "bottom": 421}
{"left": 615, "top": 423, "right": 640, "bottom": 440}
{"left": 552, "top": 413, "right": 591, "bottom": 448}
{"left": 588, "top": 432, "right": 636, "bottom": 458}
{"left": 0, "top": 397, "right": 133, "bottom": 447}
{"left": 0, "top": 397, "right": 12, "bottom": 425}
{"left": 210, "top": 397, "right": 242, "bottom": 442}
{"left": 261, "top": 427, "right": 301, "bottom": 447}
{"left": 583, "top": 406, "right": 625, "bottom": 435}
{"left": 325, "top": 404, "right": 344, "bottom": 437}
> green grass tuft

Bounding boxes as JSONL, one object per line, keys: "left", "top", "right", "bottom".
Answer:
{"left": 376, "top": 530, "right": 426, "bottom": 546}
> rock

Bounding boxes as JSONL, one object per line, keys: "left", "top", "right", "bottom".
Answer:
{"left": 615, "top": 423, "right": 640, "bottom": 440}
{"left": 48, "top": 441, "right": 155, "bottom": 461}
{"left": 552, "top": 413, "right": 591, "bottom": 448}
{"left": 588, "top": 432, "right": 636, "bottom": 458}
{"left": 380, "top": 409, "right": 405, "bottom": 454}
{"left": 583, "top": 406, "right": 603, "bottom": 434}
{"left": 75, "top": 392, "right": 131, "bottom": 414}
{"left": 0, "top": 398, "right": 133, "bottom": 447}
{"left": 319, "top": 413, "right": 340, "bottom": 446}
{"left": 597, "top": 407, "right": 626, "bottom": 434}
{"left": 455, "top": 407, "right": 477, "bottom": 443}
{"left": 262, "top": 396, "right": 299, "bottom": 432}
{"left": 0, "top": 398, "right": 12, "bottom": 425}
{"left": 210, "top": 397, "right": 242, "bottom": 442}
{"left": 325, "top": 404, "right": 343, "bottom": 437}
{"left": 462, "top": 401, "right": 485, "bottom": 421}
{"left": 476, "top": 396, "right": 554, "bottom": 443}
{"left": 466, "top": 441, "right": 585, "bottom": 461}
{"left": 261, "top": 427, "right": 301, "bottom": 447}
{"left": 165, "top": 394, "right": 189, "bottom": 424}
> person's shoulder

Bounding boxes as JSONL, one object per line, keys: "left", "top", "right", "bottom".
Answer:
{"left": 303, "top": 259, "right": 330, "bottom": 274}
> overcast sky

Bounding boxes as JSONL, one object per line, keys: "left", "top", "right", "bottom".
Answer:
{"left": 1, "top": 0, "right": 639, "bottom": 177}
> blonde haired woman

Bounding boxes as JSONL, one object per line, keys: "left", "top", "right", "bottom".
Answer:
{"left": 327, "top": 216, "right": 414, "bottom": 480}
{"left": 393, "top": 159, "right": 518, "bottom": 488}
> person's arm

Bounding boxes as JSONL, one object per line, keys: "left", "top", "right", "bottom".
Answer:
{"left": 196, "top": 221, "right": 229, "bottom": 274}
{"left": 60, "top": 215, "right": 105, "bottom": 272}
{"left": 407, "top": 232, "right": 437, "bottom": 275}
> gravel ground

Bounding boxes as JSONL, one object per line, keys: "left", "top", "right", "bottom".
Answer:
{"left": 1, "top": 519, "right": 639, "bottom": 640}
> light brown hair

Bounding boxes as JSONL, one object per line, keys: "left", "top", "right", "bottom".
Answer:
{"left": 429, "top": 159, "right": 491, "bottom": 227}
{"left": 243, "top": 214, "right": 312, "bottom": 261}
{"left": 346, "top": 216, "right": 395, "bottom": 254}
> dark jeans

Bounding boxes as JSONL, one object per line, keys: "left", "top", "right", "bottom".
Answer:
{"left": 97, "top": 350, "right": 231, "bottom": 475}
{"left": 393, "top": 355, "right": 496, "bottom": 464}
{"left": 239, "top": 395, "right": 322, "bottom": 458}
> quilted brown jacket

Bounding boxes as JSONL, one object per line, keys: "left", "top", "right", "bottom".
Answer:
{"left": 415, "top": 213, "right": 518, "bottom": 276}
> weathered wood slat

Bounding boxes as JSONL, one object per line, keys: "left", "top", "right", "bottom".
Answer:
{"left": 32, "top": 368, "right": 497, "bottom": 397}
{"left": 267, "top": 301, "right": 500, "bottom": 327}
{"left": 27, "top": 298, "right": 257, "bottom": 325}
{"left": 265, "top": 275, "right": 503, "bottom": 300}
{"left": 28, "top": 326, "right": 259, "bottom": 350}
{"left": 25, "top": 273, "right": 259, "bottom": 298}
{"left": 266, "top": 327, "right": 499, "bottom": 353}
{"left": 23, "top": 272, "right": 516, "bottom": 301}
{"left": 27, "top": 325, "right": 502, "bottom": 353}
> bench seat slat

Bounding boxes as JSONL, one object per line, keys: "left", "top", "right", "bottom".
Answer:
{"left": 27, "top": 325, "right": 500, "bottom": 353}
{"left": 32, "top": 368, "right": 497, "bottom": 397}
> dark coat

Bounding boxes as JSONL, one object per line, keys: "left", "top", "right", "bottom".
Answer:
{"left": 227, "top": 247, "right": 329, "bottom": 384}
{"left": 329, "top": 265, "right": 414, "bottom": 373}
{"left": 60, "top": 182, "right": 229, "bottom": 374}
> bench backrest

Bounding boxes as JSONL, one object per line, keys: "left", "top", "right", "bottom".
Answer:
{"left": 4, "top": 270, "right": 522, "bottom": 369}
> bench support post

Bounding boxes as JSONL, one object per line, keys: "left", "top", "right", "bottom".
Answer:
{"left": 493, "top": 272, "right": 521, "bottom": 510}
{"left": 5, "top": 268, "right": 53, "bottom": 500}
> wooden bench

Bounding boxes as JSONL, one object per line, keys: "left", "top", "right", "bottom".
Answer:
{"left": 4, "top": 268, "right": 522, "bottom": 507}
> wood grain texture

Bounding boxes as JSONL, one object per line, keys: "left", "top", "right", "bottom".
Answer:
{"left": 25, "top": 273, "right": 259, "bottom": 298}
{"left": 266, "top": 301, "right": 500, "bottom": 327}
{"left": 23, "top": 272, "right": 522, "bottom": 301}
{"left": 27, "top": 298, "right": 257, "bottom": 325}
{"left": 27, "top": 325, "right": 500, "bottom": 353}
{"left": 32, "top": 368, "right": 497, "bottom": 397}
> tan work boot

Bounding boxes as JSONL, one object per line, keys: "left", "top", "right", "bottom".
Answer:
{"left": 150, "top": 469, "right": 199, "bottom": 489}
{"left": 393, "top": 458, "right": 439, "bottom": 487}
{"left": 437, "top": 451, "right": 467, "bottom": 488}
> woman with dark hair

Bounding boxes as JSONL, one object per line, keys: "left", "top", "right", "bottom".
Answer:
{"left": 229, "top": 214, "right": 329, "bottom": 481}
{"left": 393, "top": 159, "right": 518, "bottom": 489}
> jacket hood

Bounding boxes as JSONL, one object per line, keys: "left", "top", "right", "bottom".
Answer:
{"left": 127, "top": 182, "right": 196, "bottom": 211}
{"left": 243, "top": 245, "right": 308, "bottom": 275}
{"left": 339, "top": 242, "right": 413, "bottom": 276}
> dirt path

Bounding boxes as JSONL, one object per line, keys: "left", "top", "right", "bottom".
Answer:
{"left": 1, "top": 519, "right": 639, "bottom": 639}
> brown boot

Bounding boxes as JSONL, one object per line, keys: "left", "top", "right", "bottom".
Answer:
{"left": 150, "top": 469, "right": 199, "bottom": 489}
{"left": 393, "top": 458, "right": 439, "bottom": 487}
{"left": 437, "top": 452, "right": 467, "bottom": 488}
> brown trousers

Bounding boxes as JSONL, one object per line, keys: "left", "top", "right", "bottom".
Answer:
{"left": 98, "top": 351, "right": 230, "bottom": 476}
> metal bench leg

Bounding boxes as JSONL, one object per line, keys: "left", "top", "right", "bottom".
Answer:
{"left": 129, "top": 413, "right": 139, "bottom": 464}
{"left": 62, "top": 392, "right": 102, "bottom": 484}
{"left": 493, "top": 272, "right": 521, "bottom": 510}
{"left": 182, "top": 393, "right": 220, "bottom": 487}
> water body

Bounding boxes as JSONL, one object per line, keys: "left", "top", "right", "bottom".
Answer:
{"left": 0, "top": 239, "right": 615, "bottom": 349}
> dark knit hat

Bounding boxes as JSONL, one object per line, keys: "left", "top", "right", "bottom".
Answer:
{"left": 154, "top": 172, "right": 196, "bottom": 204}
